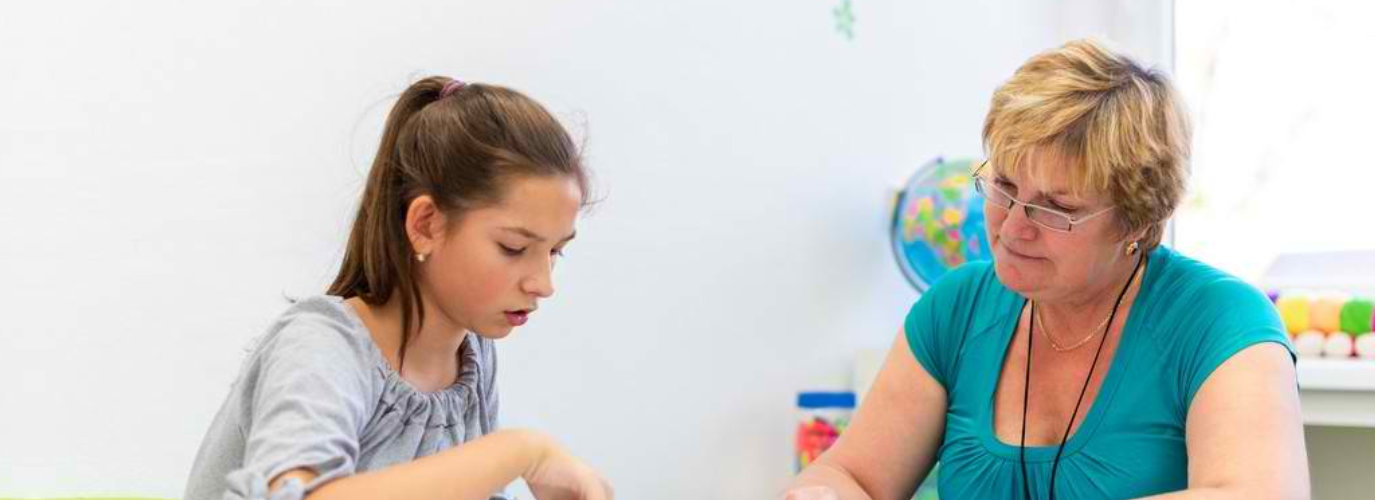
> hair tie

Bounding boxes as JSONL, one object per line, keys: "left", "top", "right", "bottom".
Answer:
{"left": 440, "top": 79, "right": 466, "bottom": 98}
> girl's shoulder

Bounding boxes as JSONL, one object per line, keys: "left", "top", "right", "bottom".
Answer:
{"left": 243, "top": 295, "right": 385, "bottom": 383}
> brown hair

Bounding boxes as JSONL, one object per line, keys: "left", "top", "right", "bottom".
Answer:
{"left": 328, "top": 76, "right": 588, "bottom": 369}
{"left": 982, "top": 39, "right": 1191, "bottom": 249}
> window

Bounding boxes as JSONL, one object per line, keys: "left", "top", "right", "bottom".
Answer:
{"left": 1173, "top": 1, "right": 1375, "bottom": 283}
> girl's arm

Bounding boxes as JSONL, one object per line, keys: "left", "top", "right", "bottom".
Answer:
{"left": 273, "top": 429, "right": 611, "bottom": 500}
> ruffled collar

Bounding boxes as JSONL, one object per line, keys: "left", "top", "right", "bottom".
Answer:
{"left": 328, "top": 295, "right": 483, "bottom": 427}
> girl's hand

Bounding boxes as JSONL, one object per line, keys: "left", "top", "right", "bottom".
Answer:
{"left": 522, "top": 434, "right": 613, "bottom": 500}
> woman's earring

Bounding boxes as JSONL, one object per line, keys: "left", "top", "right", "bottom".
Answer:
{"left": 416, "top": 253, "right": 428, "bottom": 263}
{"left": 1126, "top": 241, "right": 1139, "bottom": 255}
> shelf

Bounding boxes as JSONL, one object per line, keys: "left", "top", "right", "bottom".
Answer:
{"left": 1297, "top": 359, "right": 1375, "bottom": 428}
{"left": 1259, "top": 250, "right": 1375, "bottom": 297}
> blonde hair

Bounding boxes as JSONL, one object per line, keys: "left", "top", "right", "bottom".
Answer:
{"left": 982, "top": 39, "right": 1191, "bottom": 249}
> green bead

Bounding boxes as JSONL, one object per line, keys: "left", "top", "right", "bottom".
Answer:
{"left": 1339, "top": 299, "right": 1375, "bottom": 334}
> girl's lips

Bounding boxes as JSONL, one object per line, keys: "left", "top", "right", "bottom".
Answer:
{"left": 504, "top": 311, "right": 529, "bottom": 326}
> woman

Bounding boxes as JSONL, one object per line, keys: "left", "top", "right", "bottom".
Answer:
{"left": 784, "top": 40, "right": 1309, "bottom": 500}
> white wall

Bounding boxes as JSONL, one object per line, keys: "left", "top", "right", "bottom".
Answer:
{"left": 0, "top": 2, "right": 1165, "bottom": 499}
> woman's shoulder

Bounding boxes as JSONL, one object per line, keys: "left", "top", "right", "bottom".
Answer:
{"left": 905, "top": 260, "right": 1014, "bottom": 338}
{"left": 1142, "top": 247, "right": 1292, "bottom": 408}
{"left": 902, "top": 260, "right": 1014, "bottom": 388}
{"left": 919, "top": 259, "right": 1014, "bottom": 312}
{"left": 1146, "top": 246, "right": 1274, "bottom": 318}
{"left": 1141, "top": 247, "right": 1286, "bottom": 358}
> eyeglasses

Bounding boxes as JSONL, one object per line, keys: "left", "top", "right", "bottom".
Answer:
{"left": 971, "top": 161, "right": 1114, "bottom": 233}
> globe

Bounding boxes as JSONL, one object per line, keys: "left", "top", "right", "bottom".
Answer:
{"left": 890, "top": 157, "right": 993, "bottom": 292}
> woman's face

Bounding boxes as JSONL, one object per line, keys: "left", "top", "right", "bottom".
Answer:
{"left": 417, "top": 175, "right": 583, "bottom": 339}
{"left": 983, "top": 153, "right": 1138, "bottom": 304}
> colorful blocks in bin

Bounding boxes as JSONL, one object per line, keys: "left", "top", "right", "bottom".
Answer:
{"left": 1271, "top": 292, "right": 1375, "bottom": 360}
{"left": 796, "top": 391, "right": 854, "bottom": 472}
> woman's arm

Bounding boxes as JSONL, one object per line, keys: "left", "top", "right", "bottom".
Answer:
{"left": 272, "top": 429, "right": 611, "bottom": 500}
{"left": 782, "top": 330, "right": 949, "bottom": 500}
{"left": 1136, "top": 342, "right": 1310, "bottom": 500}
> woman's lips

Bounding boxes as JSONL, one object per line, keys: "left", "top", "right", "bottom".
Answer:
{"left": 1000, "top": 243, "right": 1043, "bottom": 260}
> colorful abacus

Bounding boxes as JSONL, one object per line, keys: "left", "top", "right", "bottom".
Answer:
{"left": 1273, "top": 291, "right": 1375, "bottom": 360}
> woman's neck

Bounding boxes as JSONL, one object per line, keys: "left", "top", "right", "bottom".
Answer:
{"left": 1036, "top": 254, "right": 1146, "bottom": 339}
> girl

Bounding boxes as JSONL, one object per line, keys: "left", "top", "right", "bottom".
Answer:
{"left": 185, "top": 77, "right": 612, "bottom": 500}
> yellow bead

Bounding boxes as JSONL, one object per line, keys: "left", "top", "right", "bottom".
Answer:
{"left": 1276, "top": 295, "right": 1310, "bottom": 335}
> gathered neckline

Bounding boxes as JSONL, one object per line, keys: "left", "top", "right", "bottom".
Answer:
{"left": 323, "top": 295, "right": 482, "bottom": 398}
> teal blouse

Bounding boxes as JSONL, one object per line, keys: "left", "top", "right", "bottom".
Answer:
{"left": 905, "top": 245, "right": 1294, "bottom": 500}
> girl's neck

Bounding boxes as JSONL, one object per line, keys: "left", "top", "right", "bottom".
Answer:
{"left": 347, "top": 294, "right": 468, "bottom": 392}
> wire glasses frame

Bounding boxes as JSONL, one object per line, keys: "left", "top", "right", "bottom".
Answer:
{"left": 971, "top": 161, "right": 1114, "bottom": 233}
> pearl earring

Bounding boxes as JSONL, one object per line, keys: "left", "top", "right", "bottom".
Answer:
{"left": 416, "top": 253, "right": 428, "bottom": 263}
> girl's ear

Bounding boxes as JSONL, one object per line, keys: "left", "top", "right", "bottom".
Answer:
{"left": 404, "top": 195, "right": 449, "bottom": 257}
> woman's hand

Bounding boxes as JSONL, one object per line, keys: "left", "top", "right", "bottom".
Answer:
{"left": 522, "top": 433, "right": 614, "bottom": 500}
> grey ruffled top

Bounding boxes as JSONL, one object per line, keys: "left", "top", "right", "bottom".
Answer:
{"left": 184, "top": 295, "right": 501, "bottom": 500}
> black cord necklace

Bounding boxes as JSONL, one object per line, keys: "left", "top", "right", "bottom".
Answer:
{"left": 1020, "top": 252, "right": 1145, "bottom": 500}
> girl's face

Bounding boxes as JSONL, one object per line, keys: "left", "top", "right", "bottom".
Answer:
{"left": 414, "top": 175, "right": 582, "bottom": 339}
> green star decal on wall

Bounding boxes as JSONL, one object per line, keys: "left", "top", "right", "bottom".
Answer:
{"left": 833, "top": 0, "right": 855, "bottom": 40}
